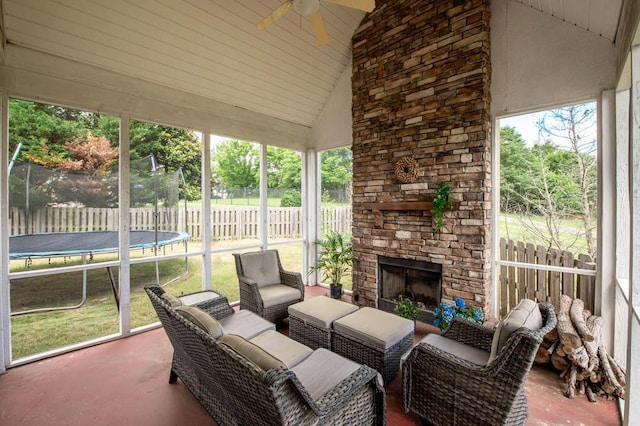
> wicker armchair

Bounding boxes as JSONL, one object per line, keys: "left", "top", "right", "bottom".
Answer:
{"left": 234, "top": 250, "right": 304, "bottom": 323}
{"left": 402, "top": 301, "right": 557, "bottom": 426}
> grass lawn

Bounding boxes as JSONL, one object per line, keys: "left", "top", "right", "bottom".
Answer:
{"left": 9, "top": 240, "right": 329, "bottom": 360}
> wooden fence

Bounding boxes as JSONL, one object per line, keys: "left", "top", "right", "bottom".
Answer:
{"left": 498, "top": 238, "right": 596, "bottom": 317}
{"left": 9, "top": 206, "right": 352, "bottom": 241}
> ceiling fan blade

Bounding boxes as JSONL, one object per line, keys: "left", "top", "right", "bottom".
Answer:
{"left": 325, "top": 0, "right": 375, "bottom": 12}
{"left": 309, "top": 11, "right": 329, "bottom": 45}
{"left": 257, "top": 1, "right": 293, "bottom": 30}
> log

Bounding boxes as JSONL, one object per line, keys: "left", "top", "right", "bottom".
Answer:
{"left": 608, "top": 354, "right": 626, "bottom": 387}
{"left": 583, "top": 316, "right": 602, "bottom": 373}
{"left": 569, "top": 298, "right": 594, "bottom": 342}
{"left": 565, "top": 364, "right": 578, "bottom": 399}
{"left": 535, "top": 345, "right": 551, "bottom": 364}
{"left": 552, "top": 351, "right": 570, "bottom": 372}
{"left": 557, "top": 295, "right": 582, "bottom": 349}
{"left": 544, "top": 328, "right": 559, "bottom": 343}
{"left": 568, "top": 346, "right": 589, "bottom": 370}
{"left": 599, "top": 345, "right": 624, "bottom": 398}
{"left": 585, "top": 385, "right": 596, "bottom": 403}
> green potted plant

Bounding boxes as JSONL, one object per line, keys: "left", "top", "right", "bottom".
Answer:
{"left": 395, "top": 295, "right": 420, "bottom": 325}
{"left": 432, "top": 183, "right": 454, "bottom": 231}
{"left": 309, "top": 231, "right": 352, "bottom": 299}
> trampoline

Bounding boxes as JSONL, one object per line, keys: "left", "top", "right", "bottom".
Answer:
{"left": 9, "top": 230, "right": 190, "bottom": 259}
{"left": 9, "top": 230, "right": 190, "bottom": 315}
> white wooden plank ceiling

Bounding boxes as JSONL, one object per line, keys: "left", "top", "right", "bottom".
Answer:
{"left": 3, "top": 0, "right": 365, "bottom": 128}
{"left": 1, "top": 0, "right": 625, "bottom": 129}
{"left": 514, "top": 0, "right": 623, "bottom": 41}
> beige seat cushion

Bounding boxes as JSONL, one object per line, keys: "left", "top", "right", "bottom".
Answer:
{"left": 489, "top": 299, "right": 543, "bottom": 362}
{"left": 420, "top": 334, "right": 490, "bottom": 366}
{"left": 291, "top": 348, "right": 361, "bottom": 400}
{"left": 160, "top": 292, "right": 182, "bottom": 308}
{"left": 239, "top": 251, "right": 282, "bottom": 288}
{"left": 178, "top": 291, "right": 221, "bottom": 306}
{"left": 259, "top": 284, "right": 301, "bottom": 308}
{"left": 333, "top": 307, "right": 414, "bottom": 350}
{"left": 250, "top": 330, "right": 313, "bottom": 368}
{"left": 175, "top": 305, "right": 224, "bottom": 339}
{"left": 218, "top": 310, "right": 275, "bottom": 340}
{"left": 218, "top": 334, "right": 285, "bottom": 372}
{"left": 288, "top": 296, "right": 359, "bottom": 328}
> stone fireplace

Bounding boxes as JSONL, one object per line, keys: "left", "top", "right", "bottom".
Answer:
{"left": 350, "top": 0, "right": 493, "bottom": 315}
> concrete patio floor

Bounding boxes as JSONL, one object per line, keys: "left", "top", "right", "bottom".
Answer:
{"left": 0, "top": 286, "right": 621, "bottom": 425}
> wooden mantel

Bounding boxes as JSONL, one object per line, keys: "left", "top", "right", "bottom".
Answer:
{"left": 361, "top": 201, "right": 432, "bottom": 211}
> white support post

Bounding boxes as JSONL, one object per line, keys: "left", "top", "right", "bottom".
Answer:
{"left": 625, "top": 44, "right": 640, "bottom": 424}
{"left": 0, "top": 91, "right": 10, "bottom": 371}
{"left": 491, "top": 115, "right": 501, "bottom": 319}
{"left": 259, "top": 143, "right": 268, "bottom": 249}
{"left": 305, "top": 149, "right": 319, "bottom": 285}
{"left": 118, "top": 115, "right": 131, "bottom": 335}
{"left": 201, "top": 132, "right": 212, "bottom": 290}
{"left": 598, "top": 90, "right": 616, "bottom": 351}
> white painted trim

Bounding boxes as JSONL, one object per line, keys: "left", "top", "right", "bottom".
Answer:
{"left": 201, "top": 132, "right": 212, "bottom": 290}
{"left": 624, "top": 43, "right": 640, "bottom": 424}
{"left": 259, "top": 144, "right": 268, "bottom": 249}
{"left": 305, "top": 149, "right": 319, "bottom": 285}
{"left": 0, "top": 91, "right": 9, "bottom": 371}
{"left": 599, "top": 90, "right": 616, "bottom": 351}
{"left": 118, "top": 115, "right": 131, "bottom": 335}
{"left": 495, "top": 260, "right": 597, "bottom": 276}
{"left": 301, "top": 150, "right": 309, "bottom": 285}
{"left": 491, "top": 115, "right": 501, "bottom": 319}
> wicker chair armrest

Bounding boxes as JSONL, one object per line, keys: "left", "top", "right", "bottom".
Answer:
{"left": 280, "top": 269, "right": 304, "bottom": 294}
{"left": 239, "top": 276, "right": 264, "bottom": 308}
{"left": 191, "top": 294, "right": 235, "bottom": 319}
{"left": 442, "top": 318, "right": 495, "bottom": 352}
{"left": 410, "top": 339, "right": 491, "bottom": 375}
{"left": 268, "top": 365, "right": 383, "bottom": 418}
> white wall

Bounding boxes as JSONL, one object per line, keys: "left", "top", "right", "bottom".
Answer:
{"left": 0, "top": 45, "right": 311, "bottom": 150}
{"left": 491, "top": 0, "right": 617, "bottom": 116}
{"left": 310, "top": 61, "right": 353, "bottom": 151}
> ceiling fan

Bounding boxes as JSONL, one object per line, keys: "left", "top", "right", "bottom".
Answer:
{"left": 257, "top": 0, "right": 375, "bottom": 45}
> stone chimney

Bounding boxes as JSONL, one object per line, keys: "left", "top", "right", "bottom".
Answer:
{"left": 351, "top": 0, "right": 493, "bottom": 315}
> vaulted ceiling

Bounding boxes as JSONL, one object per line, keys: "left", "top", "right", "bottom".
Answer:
{"left": 0, "top": 0, "right": 627, "bottom": 133}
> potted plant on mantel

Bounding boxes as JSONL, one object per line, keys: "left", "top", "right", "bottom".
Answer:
{"left": 309, "top": 231, "right": 352, "bottom": 299}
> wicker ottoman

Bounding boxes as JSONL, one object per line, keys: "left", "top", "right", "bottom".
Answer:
{"left": 332, "top": 307, "right": 414, "bottom": 383}
{"left": 288, "top": 296, "right": 359, "bottom": 350}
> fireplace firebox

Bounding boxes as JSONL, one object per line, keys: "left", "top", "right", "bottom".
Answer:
{"left": 377, "top": 256, "right": 442, "bottom": 323}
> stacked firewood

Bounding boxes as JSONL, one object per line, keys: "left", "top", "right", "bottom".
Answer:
{"left": 534, "top": 295, "right": 626, "bottom": 402}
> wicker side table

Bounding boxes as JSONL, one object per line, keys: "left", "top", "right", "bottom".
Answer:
{"left": 333, "top": 307, "right": 414, "bottom": 383}
{"left": 287, "top": 296, "right": 359, "bottom": 350}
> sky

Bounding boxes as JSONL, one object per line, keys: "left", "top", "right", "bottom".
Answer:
{"left": 499, "top": 111, "right": 547, "bottom": 146}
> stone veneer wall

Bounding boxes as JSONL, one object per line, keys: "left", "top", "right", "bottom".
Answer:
{"left": 351, "top": 0, "right": 493, "bottom": 313}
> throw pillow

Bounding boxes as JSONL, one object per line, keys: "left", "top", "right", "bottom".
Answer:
{"left": 488, "top": 299, "right": 543, "bottom": 362}
{"left": 160, "top": 292, "right": 182, "bottom": 308}
{"left": 175, "top": 305, "right": 224, "bottom": 339}
{"left": 218, "top": 334, "right": 285, "bottom": 372}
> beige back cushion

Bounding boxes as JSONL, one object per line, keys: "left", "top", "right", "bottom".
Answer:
{"left": 239, "top": 251, "right": 281, "bottom": 288}
{"left": 160, "top": 292, "right": 183, "bottom": 308}
{"left": 218, "top": 334, "right": 285, "bottom": 372}
{"left": 175, "top": 305, "right": 224, "bottom": 339}
{"left": 489, "top": 299, "right": 543, "bottom": 363}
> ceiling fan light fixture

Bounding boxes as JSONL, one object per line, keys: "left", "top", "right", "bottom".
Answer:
{"left": 293, "top": 0, "right": 320, "bottom": 16}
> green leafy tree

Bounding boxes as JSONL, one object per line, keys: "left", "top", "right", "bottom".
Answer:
{"left": 267, "top": 147, "right": 301, "bottom": 189}
{"left": 212, "top": 140, "right": 259, "bottom": 190}
{"left": 321, "top": 147, "right": 352, "bottom": 203}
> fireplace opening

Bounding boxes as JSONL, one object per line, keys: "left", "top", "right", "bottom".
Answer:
{"left": 377, "top": 255, "right": 442, "bottom": 322}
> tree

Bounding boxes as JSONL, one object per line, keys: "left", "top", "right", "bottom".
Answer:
{"left": 267, "top": 147, "right": 301, "bottom": 189}
{"left": 212, "top": 140, "right": 259, "bottom": 190}
{"left": 538, "top": 104, "right": 597, "bottom": 257}
{"left": 499, "top": 126, "right": 540, "bottom": 213}
{"left": 321, "top": 147, "right": 352, "bottom": 203}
